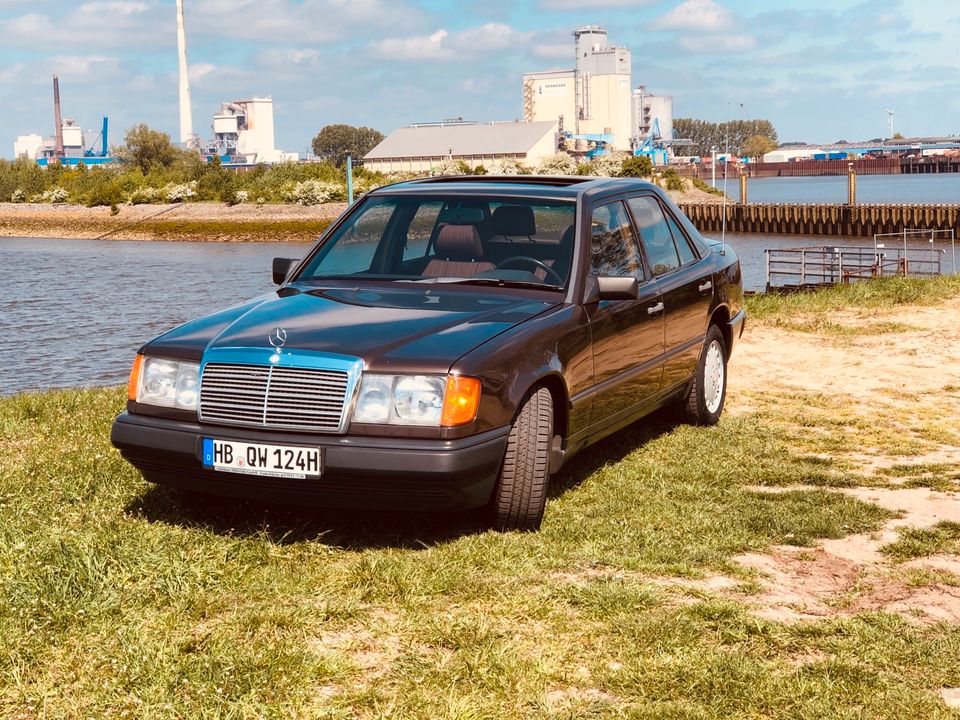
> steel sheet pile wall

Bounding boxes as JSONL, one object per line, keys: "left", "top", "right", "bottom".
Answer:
{"left": 679, "top": 203, "right": 960, "bottom": 237}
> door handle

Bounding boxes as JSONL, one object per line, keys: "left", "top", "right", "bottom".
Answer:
{"left": 698, "top": 280, "right": 713, "bottom": 293}
{"left": 647, "top": 302, "right": 664, "bottom": 316}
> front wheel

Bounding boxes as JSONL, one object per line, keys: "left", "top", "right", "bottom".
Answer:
{"left": 680, "top": 324, "right": 727, "bottom": 425}
{"left": 491, "top": 387, "right": 553, "bottom": 532}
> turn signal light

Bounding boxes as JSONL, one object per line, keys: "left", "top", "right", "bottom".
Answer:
{"left": 441, "top": 375, "right": 482, "bottom": 426}
{"left": 127, "top": 354, "right": 144, "bottom": 401}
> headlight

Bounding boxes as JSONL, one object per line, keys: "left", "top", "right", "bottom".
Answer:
{"left": 130, "top": 355, "right": 199, "bottom": 411}
{"left": 353, "top": 374, "right": 480, "bottom": 427}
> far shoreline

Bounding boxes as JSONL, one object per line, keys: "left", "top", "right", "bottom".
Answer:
{"left": 0, "top": 182, "right": 726, "bottom": 243}
{"left": 0, "top": 201, "right": 347, "bottom": 242}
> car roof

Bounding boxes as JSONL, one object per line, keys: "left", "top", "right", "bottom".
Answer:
{"left": 371, "top": 175, "right": 664, "bottom": 202}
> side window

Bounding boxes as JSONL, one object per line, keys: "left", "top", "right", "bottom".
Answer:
{"left": 665, "top": 211, "right": 698, "bottom": 265}
{"left": 404, "top": 200, "right": 443, "bottom": 260}
{"left": 627, "top": 196, "right": 680, "bottom": 277}
{"left": 590, "top": 201, "right": 643, "bottom": 278}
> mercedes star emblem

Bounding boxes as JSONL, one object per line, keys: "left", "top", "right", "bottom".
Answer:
{"left": 268, "top": 327, "right": 287, "bottom": 349}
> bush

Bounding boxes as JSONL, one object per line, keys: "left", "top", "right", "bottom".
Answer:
{"left": 620, "top": 155, "right": 653, "bottom": 178}
{"left": 660, "top": 167, "right": 685, "bottom": 191}
{"left": 430, "top": 158, "right": 463, "bottom": 177}
{"left": 10, "top": 188, "right": 25, "bottom": 203}
{"left": 485, "top": 158, "right": 524, "bottom": 175}
{"left": 164, "top": 182, "right": 196, "bottom": 203}
{"left": 591, "top": 151, "right": 631, "bottom": 177}
{"left": 129, "top": 187, "right": 161, "bottom": 205}
{"left": 234, "top": 190, "right": 249, "bottom": 204}
{"left": 290, "top": 180, "right": 330, "bottom": 206}
{"left": 535, "top": 152, "right": 576, "bottom": 175}
{"left": 84, "top": 180, "right": 125, "bottom": 207}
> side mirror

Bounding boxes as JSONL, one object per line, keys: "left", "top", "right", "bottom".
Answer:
{"left": 272, "top": 257, "right": 297, "bottom": 285}
{"left": 596, "top": 275, "right": 639, "bottom": 301}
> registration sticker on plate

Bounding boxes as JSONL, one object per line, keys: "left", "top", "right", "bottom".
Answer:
{"left": 202, "top": 438, "right": 322, "bottom": 479}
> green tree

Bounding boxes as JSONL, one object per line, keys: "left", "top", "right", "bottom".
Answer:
{"left": 619, "top": 155, "right": 653, "bottom": 178}
{"left": 117, "top": 123, "right": 178, "bottom": 173}
{"left": 742, "top": 135, "right": 778, "bottom": 159}
{"left": 311, "top": 124, "right": 384, "bottom": 167}
{"left": 673, "top": 118, "right": 779, "bottom": 157}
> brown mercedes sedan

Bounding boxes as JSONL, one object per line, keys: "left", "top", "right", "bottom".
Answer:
{"left": 112, "top": 176, "right": 745, "bottom": 530}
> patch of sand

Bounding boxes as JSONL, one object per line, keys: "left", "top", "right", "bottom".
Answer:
{"left": 728, "top": 304, "right": 960, "bottom": 400}
{"left": 720, "top": 301, "right": 960, "bottom": 622}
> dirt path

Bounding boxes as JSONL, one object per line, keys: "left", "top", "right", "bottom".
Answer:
{"left": 723, "top": 301, "right": 960, "bottom": 623}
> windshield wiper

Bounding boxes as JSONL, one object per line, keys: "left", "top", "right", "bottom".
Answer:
{"left": 415, "top": 277, "right": 563, "bottom": 291}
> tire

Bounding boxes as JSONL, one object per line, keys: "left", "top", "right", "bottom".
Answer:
{"left": 491, "top": 386, "right": 553, "bottom": 532}
{"left": 680, "top": 324, "right": 727, "bottom": 426}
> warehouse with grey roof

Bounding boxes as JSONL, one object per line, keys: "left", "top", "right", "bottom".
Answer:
{"left": 363, "top": 120, "right": 559, "bottom": 174}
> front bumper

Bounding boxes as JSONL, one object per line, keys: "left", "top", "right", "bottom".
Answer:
{"left": 111, "top": 412, "right": 510, "bottom": 510}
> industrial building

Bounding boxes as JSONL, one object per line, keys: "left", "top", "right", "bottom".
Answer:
{"left": 523, "top": 26, "right": 634, "bottom": 150}
{"left": 203, "top": 97, "right": 298, "bottom": 164}
{"left": 13, "top": 75, "right": 112, "bottom": 166}
{"left": 522, "top": 26, "right": 674, "bottom": 154}
{"left": 366, "top": 26, "right": 677, "bottom": 171}
{"left": 363, "top": 120, "right": 559, "bottom": 174}
{"left": 633, "top": 86, "right": 673, "bottom": 147}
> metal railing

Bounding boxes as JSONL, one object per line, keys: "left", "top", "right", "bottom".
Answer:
{"left": 765, "top": 245, "right": 945, "bottom": 290}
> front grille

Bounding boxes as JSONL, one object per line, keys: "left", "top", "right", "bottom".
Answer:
{"left": 199, "top": 363, "right": 350, "bottom": 432}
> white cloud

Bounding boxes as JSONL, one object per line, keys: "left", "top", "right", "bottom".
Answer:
{"left": 533, "top": 43, "right": 572, "bottom": 61}
{"left": 373, "top": 29, "right": 453, "bottom": 61}
{"left": 373, "top": 22, "right": 529, "bottom": 61}
{"left": 188, "top": 63, "right": 218, "bottom": 82}
{"left": 539, "top": 0, "right": 653, "bottom": 8}
{"left": 0, "top": 62, "right": 23, "bottom": 83}
{"left": 679, "top": 34, "right": 755, "bottom": 53}
{"left": 653, "top": 0, "right": 735, "bottom": 32}
{"left": 50, "top": 54, "right": 121, "bottom": 78}
{"left": 75, "top": 1, "right": 149, "bottom": 17}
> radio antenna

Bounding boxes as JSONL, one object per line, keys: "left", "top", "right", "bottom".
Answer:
{"left": 719, "top": 115, "right": 730, "bottom": 256}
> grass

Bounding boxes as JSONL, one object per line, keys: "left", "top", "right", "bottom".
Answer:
{"left": 3, "top": 388, "right": 960, "bottom": 718}
{"left": 745, "top": 275, "right": 960, "bottom": 322}
{"left": 881, "top": 522, "right": 960, "bottom": 562}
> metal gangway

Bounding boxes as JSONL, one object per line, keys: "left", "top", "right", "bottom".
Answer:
{"left": 764, "top": 229, "right": 955, "bottom": 291}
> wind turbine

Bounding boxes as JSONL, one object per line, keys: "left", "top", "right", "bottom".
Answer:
{"left": 884, "top": 107, "right": 896, "bottom": 139}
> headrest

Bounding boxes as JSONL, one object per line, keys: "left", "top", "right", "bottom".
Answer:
{"left": 492, "top": 205, "right": 536, "bottom": 237}
{"left": 436, "top": 224, "right": 484, "bottom": 261}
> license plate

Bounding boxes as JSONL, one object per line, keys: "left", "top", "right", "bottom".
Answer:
{"left": 202, "top": 438, "right": 322, "bottom": 479}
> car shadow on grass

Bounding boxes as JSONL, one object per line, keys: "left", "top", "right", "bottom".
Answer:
{"left": 124, "top": 408, "right": 682, "bottom": 550}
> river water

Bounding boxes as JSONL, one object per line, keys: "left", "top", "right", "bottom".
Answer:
{"left": 725, "top": 173, "right": 960, "bottom": 204}
{"left": 4, "top": 172, "right": 960, "bottom": 394}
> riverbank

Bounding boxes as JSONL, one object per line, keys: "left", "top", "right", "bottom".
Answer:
{"left": 0, "top": 180, "right": 725, "bottom": 242}
{"left": 0, "top": 202, "right": 347, "bottom": 242}
{"left": 2, "top": 278, "right": 960, "bottom": 716}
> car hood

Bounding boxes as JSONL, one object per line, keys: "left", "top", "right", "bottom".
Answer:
{"left": 143, "top": 285, "right": 558, "bottom": 372}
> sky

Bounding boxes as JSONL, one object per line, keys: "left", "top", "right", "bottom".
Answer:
{"left": 2, "top": 0, "right": 959, "bottom": 156}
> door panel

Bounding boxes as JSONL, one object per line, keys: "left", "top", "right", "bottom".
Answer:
{"left": 627, "top": 195, "right": 713, "bottom": 391}
{"left": 586, "top": 200, "right": 665, "bottom": 428}
{"left": 656, "top": 262, "right": 713, "bottom": 390}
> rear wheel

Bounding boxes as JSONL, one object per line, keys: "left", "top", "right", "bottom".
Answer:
{"left": 491, "top": 386, "right": 553, "bottom": 531}
{"left": 680, "top": 324, "right": 727, "bottom": 426}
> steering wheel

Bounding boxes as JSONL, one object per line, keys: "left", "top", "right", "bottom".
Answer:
{"left": 494, "top": 256, "right": 563, "bottom": 284}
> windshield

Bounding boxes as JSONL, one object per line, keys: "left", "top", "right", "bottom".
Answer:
{"left": 297, "top": 194, "right": 576, "bottom": 289}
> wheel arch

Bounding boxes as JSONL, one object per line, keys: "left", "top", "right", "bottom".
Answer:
{"left": 709, "top": 303, "right": 732, "bottom": 352}
{"left": 529, "top": 372, "right": 569, "bottom": 443}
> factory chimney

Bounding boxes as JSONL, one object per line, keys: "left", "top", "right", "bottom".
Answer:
{"left": 176, "top": 0, "right": 195, "bottom": 147}
{"left": 52, "top": 75, "right": 65, "bottom": 158}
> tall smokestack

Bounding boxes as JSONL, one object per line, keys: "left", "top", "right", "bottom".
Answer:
{"left": 176, "top": 0, "right": 194, "bottom": 146}
{"left": 53, "top": 74, "right": 65, "bottom": 158}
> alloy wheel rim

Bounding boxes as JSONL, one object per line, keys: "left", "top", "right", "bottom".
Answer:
{"left": 703, "top": 340, "right": 724, "bottom": 414}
